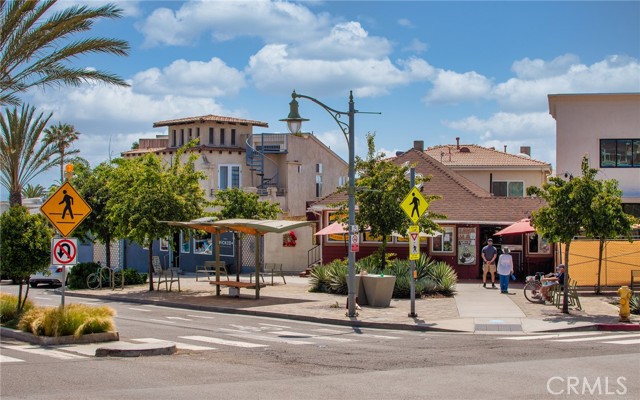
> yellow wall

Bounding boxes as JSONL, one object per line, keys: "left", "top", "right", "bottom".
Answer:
{"left": 559, "top": 240, "right": 640, "bottom": 287}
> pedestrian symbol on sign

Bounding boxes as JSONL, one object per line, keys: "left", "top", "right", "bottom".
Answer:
{"left": 59, "top": 190, "right": 75, "bottom": 219}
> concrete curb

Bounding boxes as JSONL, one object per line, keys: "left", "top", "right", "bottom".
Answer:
{"left": 95, "top": 342, "right": 177, "bottom": 357}
{"left": 0, "top": 327, "right": 119, "bottom": 345}
{"left": 596, "top": 323, "right": 640, "bottom": 331}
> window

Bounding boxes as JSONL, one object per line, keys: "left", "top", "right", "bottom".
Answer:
{"left": 193, "top": 232, "right": 212, "bottom": 255}
{"left": 209, "top": 128, "right": 214, "bottom": 145}
{"left": 180, "top": 232, "right": 190, "bottom": 253}
{"left": 338, "top": 176, "right": 348, "bottom": 186}
{"left": 160, "top": 237, "right": 169, "bottom": 251}
{"left": 315, "top": 175, "right": 323, "bottom": 197}
{"left": 431, "top": 226, "right": 454, "bottom": 253}
{"left": 492, "top": 181, "right": 524, "bottom": 197}
{"left": 220, "top": 128, "right": 225, "bottom": 145}
{"left": 600, "top": 139, "right": 640, "bottom": 168}
{"left": 188, "top": 128, "right": 192, "bottom": 141}
{"left": 171, "top": 130, "right": 176, "bottom": 147}
{"left": 316, "top": 163, "right": 323, "bottom": 173}
{"left": 219, "top": 164, "right": 241, "bottom": 189}
{"left": 179, "top": 129, "right": 184, "bottom": 146}
{"left": 196, "top": 127, "right": 200, "bottom": 138}
{"left": 527, "top": 233, "right": 551, "bottom": 254}
{"left": 327, "top": 212, "right": 348, "bottom": 242}
{"left": 231, "top": 129, "right": 236, "bottom": 145}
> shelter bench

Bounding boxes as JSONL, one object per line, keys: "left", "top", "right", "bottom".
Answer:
{"left": 210, "top": 280, "right": 266, "bottom": 299}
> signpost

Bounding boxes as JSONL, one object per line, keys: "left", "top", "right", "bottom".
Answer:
{"left": 401, "top": 168, "right": 427, "bottom": 318}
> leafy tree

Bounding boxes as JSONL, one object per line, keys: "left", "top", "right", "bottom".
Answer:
{"left": 0, "top": 104, "right": 58, "bottom": 206}
{"left": 341, "top": 133, "right": 443, "bottom": 267}
{"left": 43, "top": 122, "right": 80, "bottom": 182}
{"left": 526, "top": 155, "right": 637, "bottom": 311}
{"left": 575, "top": 158, "right": 636, "bottom": 294}
{"left": 212, "top": 188, "right": 282, "bottom": 219}
{"left": 108, "top": 145, "right": 208, "bottom": 290}
{"left": 22, "top": 183, "right": 46, "bottom": 198}
{"left": 0, "top": 0, "right": 130, "bottom": 106}
{"left": 0, "top": 206, "right": 54, "bottom": 312}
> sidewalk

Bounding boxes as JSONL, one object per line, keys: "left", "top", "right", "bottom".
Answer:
{"left": 64, "top": 274, "right": 640, "bottom": 334}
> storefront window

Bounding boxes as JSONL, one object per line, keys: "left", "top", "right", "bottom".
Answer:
{"left": 193, "top": 232, "right": 212, "bottom": 255}
{"left": 528, "top": 233, "right": 551, "bottom": 254}
{"left": 159, "top": 237, "right": 169, "bottom": 252}
{"left": 432, "top": 226, "right": 454, "bottom": 253}
{"left": 180, "top": 231, "right": 190, "bottom": 253}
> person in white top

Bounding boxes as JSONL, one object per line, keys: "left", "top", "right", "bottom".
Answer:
{"left": 496, "top": 247, "right": 514, "bottom": 294}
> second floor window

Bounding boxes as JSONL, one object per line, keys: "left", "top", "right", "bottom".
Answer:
{"left": 492, "top": 181, "right": 524, "bottom": 197}
{"left": 209, "top": 128, "right": 214, "bottom": 145}
{"left": 231, "top": 129, "right": 236, "bottom": 145}
{"left": 220, "top": 128, "right": 226, "bottom": 145}
{"left": 316, "top": 175, "right": 323, "bottom": 197}
{"left": 600, "top": 139, "right": 640, "bottom": 168}
{"left": 171, "top": 130, "right": 176, "bottom": 147}
{"left": 179, "top": 129, "right": 184, "bottom": 146}
{"left": 219, "top": 164, "right": 241, "bottom": 190}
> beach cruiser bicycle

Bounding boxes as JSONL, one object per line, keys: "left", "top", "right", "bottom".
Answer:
{"left": 523, "top": 272, "right": 546, "bottom": 303}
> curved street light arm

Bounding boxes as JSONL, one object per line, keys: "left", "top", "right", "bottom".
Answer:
{"left": 292, "top": 91, "right": 353, "bottom": 143}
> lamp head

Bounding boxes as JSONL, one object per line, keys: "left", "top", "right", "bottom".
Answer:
{"left": 280, "top": 90, "right": 309, "bottom": 134}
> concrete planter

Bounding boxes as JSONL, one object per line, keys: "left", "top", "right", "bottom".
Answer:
{"left": 362, "top": 275, "right": 396, "bottom": 307}
{"left": 0, "top": 326, "right": 119, "bottom": 345}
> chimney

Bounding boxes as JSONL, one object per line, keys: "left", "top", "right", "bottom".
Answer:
{"left": 456, "top": 137, "right": 460, "bottom": 150}
{"left": 504, "top": 145, "right": 507, "bottom": 153}
{"left": 413, "top": 140, "right": 424, "bottom": 152}
{"left": 520, "top": 146, "right": 531, "bottom": 156}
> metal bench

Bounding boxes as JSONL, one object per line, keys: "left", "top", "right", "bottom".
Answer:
{"left": 250, "top": 262, "right": 286, "bottom": 285}
{"left": 196, "top": 261, "right": 228, "bottom": 281}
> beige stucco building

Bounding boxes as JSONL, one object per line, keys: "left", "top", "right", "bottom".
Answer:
{"left": 549, "top": 93, "right": 640, "bottom": 216}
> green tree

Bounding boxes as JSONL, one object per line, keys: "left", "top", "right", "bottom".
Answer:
{"left": 575, "top": 158, "right": 636, "bottom": 294}
{"left": 22, "top": 183, "right": 46, "bottom": 198}
{"left": 343, "top": 133, "right": 443, "bottom": 267}
{"left": 0, "top": 104, "right": 58, "bottom": 206}
{"left": 43, "top": 122, "right": 80, "bottom": 182}
{"left": 108, "top": 146, "right": 208, "bottom": 290}
{"left": 1, "top": 0, "right": 130, "bottom": 106}
{"left": 0, "top": 206, "right": 54, "bottom": 312}
{"left": 212, "top": 188, "right": 282, "bottom": 219}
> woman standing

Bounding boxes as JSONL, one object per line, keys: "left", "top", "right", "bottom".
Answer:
{"left": 496, "top": 247, "right": 514, "bottom": 294}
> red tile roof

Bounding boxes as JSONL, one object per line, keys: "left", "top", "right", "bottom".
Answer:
{"left": 309, "top": 149, "right": 546, "bottom": 224}
{"left": 153, "top": 114, "right": 269, "bottom": 128}
{"left": 424, "top": 144, "right": 550, "bottom": 168}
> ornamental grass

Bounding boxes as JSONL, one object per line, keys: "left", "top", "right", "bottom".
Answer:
{"left": 18, "top": 303, "right": 116, "bottom": 338}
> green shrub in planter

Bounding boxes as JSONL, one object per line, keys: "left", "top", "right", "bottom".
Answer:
{"left": 123, "top": 268, "right": 147, "bottom": 285}
{"left": 327, "top": 260, "right": 349, "bottom": 295}
{"left": 1, "top": 293, "right": 35, "bottom": 324}
{"left": 67, "top": 262, "right": 101, "bottom": 289}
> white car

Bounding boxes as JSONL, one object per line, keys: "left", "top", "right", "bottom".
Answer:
{"left": 29, "top": 265, "right": 73, "bottom": 288}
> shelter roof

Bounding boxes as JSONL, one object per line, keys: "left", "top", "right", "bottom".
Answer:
{"left": 164, "top": 218, "right": 312, "bottom": 236}
{"left": 153, "top": 114, "right": 269, "bottom": 128}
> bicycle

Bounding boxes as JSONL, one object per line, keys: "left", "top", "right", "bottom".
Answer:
{"left": 87, "top": 263, "right": 124, "bottom": 290}
{"left": 523, "top": 272, "right": 546, "bottom": 303}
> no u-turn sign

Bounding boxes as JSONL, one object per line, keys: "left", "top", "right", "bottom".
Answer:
{"left": 51, "top": 238, "right": 78, "bottom": 265}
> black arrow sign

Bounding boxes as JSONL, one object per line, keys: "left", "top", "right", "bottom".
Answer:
{"left": 57, "top": 242, "right": 71, "bottom": 260}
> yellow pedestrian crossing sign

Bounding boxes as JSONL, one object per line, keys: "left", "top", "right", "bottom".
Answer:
{"left": 400, "top": 187, "right": 427, "bottom": 223}
{"left": 40, "top": 182, "right": 92, "bottom": 237}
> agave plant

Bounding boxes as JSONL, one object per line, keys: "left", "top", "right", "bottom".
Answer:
{"left": 308, "top": 264, "right": 331, "bottom": 293}
{"left": 630, "top": 294, "right": 640, "bottom": 315}
{"left": 327, "top": 260, "right": 349, "bottom": 295}
{"left": 427, "top": 261, "right": 458, "bottom": 296}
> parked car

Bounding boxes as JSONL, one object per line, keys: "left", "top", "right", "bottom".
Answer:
{"left": 29, "top": 265, "right": 73, "bottom": 288}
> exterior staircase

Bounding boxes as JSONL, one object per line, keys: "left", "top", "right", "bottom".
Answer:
{"left": 245, "top": 133, "right": 288, "bottom": 195}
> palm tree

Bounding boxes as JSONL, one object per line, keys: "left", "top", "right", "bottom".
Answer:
{"left": 22, "top": 183, "right": 46, "bottom": 198}
{"left": 43, "top": 122, "right": 81, "bottom": 182}
{"left": 0, "top": 0, "right": 130, "bottom": 106}
{"left": 0, "top": 104, "right": 59, "bottom": 206}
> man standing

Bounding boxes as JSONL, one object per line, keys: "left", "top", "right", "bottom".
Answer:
{"left": 481, "top": 238, "right": 497, "bottom": 288}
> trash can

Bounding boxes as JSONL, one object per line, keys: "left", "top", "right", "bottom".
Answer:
{"left": 362, "top": 275, "right": 396, "bottom": 307}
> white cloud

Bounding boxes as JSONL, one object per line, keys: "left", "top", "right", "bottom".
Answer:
{"left": 133, "top": 58, "right": 246, "bottom": 97}
{"left": 402, "top": 38, "right": 428, "bottom": 54}
{"left": 398, "top": 18, "right": 414, "bottom": 28}
{"left": 138, "top": 0, "right": 330, "bottom": 47}
{"left": 424, "top": 70, "right": 493, "bottom": 104}
{"left": 443, "top": 112, "right": 555, "bottom": 139}
{"left": 511, "top": 54, "right": 581, "bottom": 80}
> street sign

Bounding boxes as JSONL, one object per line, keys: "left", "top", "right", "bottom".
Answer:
{"left": 408, "top": 225, "right": 420, "bottom": 260}
{"left": 40, "top": 182, "right": 92, "bottom": 237}
{"left": 350, "top": 233, "right": 360, "bottom": 252}
{"left": 400, "top": 187, "right": 428, "bottom": 223}
{"left": 51, "top": 238, "right": 78, "bottom": 265}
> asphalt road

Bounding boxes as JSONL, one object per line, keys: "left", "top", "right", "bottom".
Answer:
{"left": 1, "top": 285, "right": 639, "bottom": 399}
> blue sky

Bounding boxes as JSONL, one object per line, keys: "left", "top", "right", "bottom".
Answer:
{"left": 14, "top": 0, "right": 640, "bottom": 195}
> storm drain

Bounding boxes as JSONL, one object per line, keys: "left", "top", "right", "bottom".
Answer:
{"left": 474, "top": 324, "right": 522, "bottom": 332}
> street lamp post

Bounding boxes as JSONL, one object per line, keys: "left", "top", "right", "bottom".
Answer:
{"left": 281, "top": 90, "right": 360, "bottom": 317}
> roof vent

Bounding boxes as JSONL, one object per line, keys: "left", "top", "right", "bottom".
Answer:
{"left": 460, "top": 147, "right": 470, "bottom": 153}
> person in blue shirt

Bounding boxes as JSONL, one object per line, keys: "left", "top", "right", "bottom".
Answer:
{"left": 541, "top": 264, "right": 565, "bottom": 301}
{"left": 481, "top": 238, "right": 498, "bottom": 288}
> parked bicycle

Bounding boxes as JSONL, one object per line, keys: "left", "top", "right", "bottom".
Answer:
{"left": 523, "top": 272, "right": 545, "bottom": 303}
{"left": 87, "top": 263, "right": 123, "bottom": 290}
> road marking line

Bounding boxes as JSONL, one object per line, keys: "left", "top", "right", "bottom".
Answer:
{"left": 166, "top": 317, "right": 192, "bottom": 321}
{"left": 59, "top": 342, "right": 135, "bottom": 356}
{"left": 2, "top": 345, "right": 86, "bottom": 360}
{"left": 314, "top": 328, "right": 400, "bottom": 340}
{"left": 132, "top": 338, "right": 216, "bottom": 351}
{"left": 147, "top": 319, "right": 176, "bottom": 324}
{"left": 128, "top": 307, "right": 152, "bottom": 312}
{"left": 0, "top": 354, "right": 24, "bottom": 363}
{"left": 270, "top": 330, "right": 354, "bottom": 342}
{"left": 181, "top": 335, "right": 268, "bottom": 348}
{"left": 602, "top": 339, "right": 640, "bottom": 345}
{"left": 499, "top": 332, "right": 602, "bottom": 340}
{"left": 552, "top": 333, "right": 640, "bottom": 342}
{"left": 187, "top": 315, "right": 216, "bottom": 319}
{"left": 218, "top": 329, "right": 313, "bottom": 345}
{"left": 259, "top": 323, "right": 291, "bottom": 329}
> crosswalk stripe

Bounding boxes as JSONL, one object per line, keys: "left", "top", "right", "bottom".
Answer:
{"left": 187, "top": 315, "right": 216, "bottom": 319}
{"left": 602, "top": 339, "right": 640, "bottom": 345}
{"left": 132, "top": 338, "right": 216, "bottom": 351}
{"left": 181, "top": 335, "right": 268, "bottom": 348}
{"left": 1, "top": 344, "right": 86, "bottom": 360}
{"left": 128, "top": 307, "right": 152, "bottom": 312}
{"left": 259, "top": 323, "right": 291, "bottom": 329}
{"left": 0, "top": 354, "right": 25, "bottom": 363}
{"left": 270, "top": 330, "right": 354, "bottom": 342}
{"left": 219, "top": 330, "right": 314, "bottom": 345}
{"left": 147, "top": 318, "right": 176, "bottom": 324}
{"left": 551, "top": 333, "right": 640, "bottom": 343}
{"left": 58, "top": 343, "right": 116, "bottom": 356}
{"left": 166, "top": 317, "right": 192, "bottom": 321}
{"left": 499, "top": 332, "right": 602, "bottom": 340}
